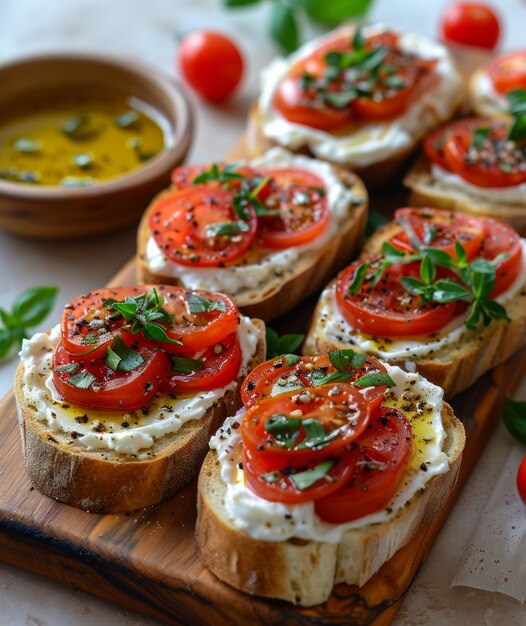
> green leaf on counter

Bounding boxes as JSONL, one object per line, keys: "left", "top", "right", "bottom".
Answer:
{"left": 502, "top": 398, "right": 526, "bottom": 445}
{"left": 269, "top": 1, "right": 299, "bottom": 53}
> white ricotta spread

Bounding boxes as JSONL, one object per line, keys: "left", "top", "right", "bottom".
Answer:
{"left": 19, "top": 316, "right": 259, "bottom": 455}
{"left": 209, "top": 364, "right": 449, "bottom": 543}
{"left": 471, "top": 68, "right": 508, "bottom": 115}
{"left": 145, "top": 147, "right": 361, "bottom": 296}
{"left": 431, "top": 163, "right": 526, "bottom": 205}
{"left": 305, "top": 239, "right": 526, "bottom": 361}
{"left": 258, "top": 25, "right": 463, "bottom": 168}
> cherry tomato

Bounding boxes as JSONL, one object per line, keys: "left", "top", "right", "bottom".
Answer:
{"left": 178, "top": 31, "right": 243, "bottom": 102}
{"left": 171, "top": 163, "right": 262, "bottom": 191}
{"left": 160, "top": 333, "right": 241, "bottom": 393}
{"left": 423, "top": 118, "right": 488, "bottom": 172}
{"left": 314, "top": 408, "right": 413, "bottom": 523}
{"left": 488, "top": 51, "right": 526, "bottom": 94}
{"left": 241, "top": 384, "right": 372, "bottom": 465}
{"left": 441, "top": 2, "right": 500, "bottom": 50}
{"left": 150, "top": 186, "right": 257, "bottom": 267}
{"left": 257, "top": 169, "right": 330, "bottom": 248}
{"left": 517, "top": 454, "right": 526, "bottom": 505}
{"left": 53, "top": 342, "right": 170, "bottom": 411}
{"left": 336, "top": 261, "right": 457, "bottom": 337}
{"left": 478, "top": 218, "right": 523, "bottom": 296}
{"left": 241, "top": 354, "right": 387, "bottom": 412}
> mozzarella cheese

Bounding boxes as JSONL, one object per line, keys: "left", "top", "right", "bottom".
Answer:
{"left": 431, "top": 163, "right": 526, "bottom": 205}
{"left": 19, "top": 316, "right": 260, "bottom": 455}
{"left": 144, "top": 147, "right": 361, "bottom": 297}
{"left": 258, "top": 25, "right": 463, "bottom": 168}
{"left": 471, "top": 69, "right": 508, "bottom": 115}
{"left": 304, "top": 239, "right": 526, "bottom": 362}
{"left": 209, "top": 364, "right": 448, "bottom": 543}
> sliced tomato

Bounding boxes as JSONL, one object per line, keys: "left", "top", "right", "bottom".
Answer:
{"left": 314, "top": 408, "right": 412, "bottom": 524}
{"left": 257, "top": 168, "right": 330, "bottom": 248}
{"left": 243, "top": 446, "right": 353, "bottom": 505}
{"left": 241, "top": 354, "right": 387, "bottom": 411}
{"left": 478, "top": 218, "right": 523, "bottom": 296}
{"left": 336, "top": 262, "right": 457, "bottom": 337}
{"left": 488, "top": 51, "right": 526, "bottom": 95}
{"left": 150, "top": 186, "right": 257, "bottom": 267}
{"left": 157, "top": 286, "right": 238, "bottom": 353}
{"left": 52, "top": 342, "right": 170, "bottom": 411}
{"left": 424, "top": 118, "right": 487, "bottom": 172}
{"left": 61, "top": 287, "right": 149, "bottom": 360}
{"left": 241, "top": 384, "right": 372, "bottom": 465}
{"left": 160, "top": 333, "right": 241, "bottom": 392}
{"left": 171, "top": 163, "right": 262, "bottom": 191}
{"left": 390, "top": 208, "right": 485, "bottom": 260}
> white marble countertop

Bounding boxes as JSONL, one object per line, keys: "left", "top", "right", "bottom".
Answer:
{"left": 0, "top": 0, "right": 525, "bottom": 624}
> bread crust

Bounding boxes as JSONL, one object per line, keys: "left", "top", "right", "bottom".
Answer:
{"left": 304, "top": 221, "right": 526, "bottom": 398}
{"left": 15, "top": 319, "right": 266, "bottom": 514}
{"left": 404, "top": 155, "right": 526, "bottom": 236}
{"left": 196, "top": 404, "right": 464, "bottom": 606}
{"left": 136, "top": 165, "right": 368, "bottom": 322}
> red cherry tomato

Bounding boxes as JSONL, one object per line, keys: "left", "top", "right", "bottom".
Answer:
{"left": 178, "top": 31, "right": 243, "bottom": 102}
{"left": 441, "top": 2, "right": 500, "bottom": 50}
{"left": 517, "top": 454, "right": 526, "bottom": 505}
{"left": 488, "top": 51, "right": 526, "bottom": 94}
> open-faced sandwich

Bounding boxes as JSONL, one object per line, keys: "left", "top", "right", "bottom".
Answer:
{"left": 15, "top": 285, "right": 265, "bottom": 513}
{"left": 197, "top": 351, "right": 465, "bottom": 605}
{"left": 138, "top": 147, "right": 367, "bottom": 321}
{"left": 405, "top": 92, "right": 526, "bottom": 235}
{"left": 470, "top": 50, "right": 526, "bottom": 118}
{"left": 304, "top": 208, "right": 526, "bottom": 398}
{"left": 248, "top": 24, "right": 463, "bottom": 188}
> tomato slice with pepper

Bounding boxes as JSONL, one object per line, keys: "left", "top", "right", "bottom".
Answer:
{"left": 241, "top": 384, "right": 372, "bottom": 466}
{"left": 257, "top": 168, "right": 330, "bottom": 248}
{"left": 161, "top": 333, "right": 241, "bottom": 393}
{"left": 150, "top": 186, "right": 257, "bottom": 267}
{"left": 171, "top": 163, "right": 262, "bottom": 191}
{"left": 241, "top": 353, "right": 388, "bottom": 411}
{"left": 479, "top": 218, "right": 523, "bottom": 296}
{"left": 243, "top": 445, "right": 353, "bottom": 505}
{"left": 487, "top": 51, "right": 526, "bottom": 95}
{"left": 52, "top": 342, "right": 170, "bottom": 411}
{"left": 336, "top": 261, "right": 457, "bottom": 337}
{"left": 389, "top": 208, "right": 485, "bottom": 260}
{"left": 314, "top": 408, "right": 413, "bottom": 524}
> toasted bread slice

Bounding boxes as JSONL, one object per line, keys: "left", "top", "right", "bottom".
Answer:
{"left": 404, "top": 155, "right": 526, "bottom": 236}
{"left": 197, "top": 403, "right": 464, "bottom": 606}
{"left": 304, "top": 222, "right": 526, "bottom": 397}
{"left": 137, "top": 165, "right": 368, "bottom": 323}
{"left": 15, "top": 319, "right": 265, "bottom": 514}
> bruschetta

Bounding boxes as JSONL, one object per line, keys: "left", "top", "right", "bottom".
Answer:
{"left": 137, "top": 147, "right": 368, "bottom": 321}
{"left": 15, "top": 285, "right": 265, "bottom": 513}
{"left": 247, "top": 24, "right": 463, "bottom": 188}
{"left": 304, "top": 208, "right": 526, "bottom": 398}
{"left": 197, "top": 351, "right": 465, "bottom": 606}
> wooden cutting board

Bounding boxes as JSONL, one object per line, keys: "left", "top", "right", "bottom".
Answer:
{"left": 1, "top": 44, "right": 521, "bottom": 626}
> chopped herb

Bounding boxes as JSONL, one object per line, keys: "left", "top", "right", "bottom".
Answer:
{"left": 309, "top": 369, "right": 353, "bottom": 386}
{"left": 54, "top": 363, "right": 79, "bottom": 375}
{"left": 205, "top": 220, "right": 250, "bottom": 237}
{"left": 186, "top": 293, "right": 227, "bottom": 314}
{"left": 259, "top": 470, "right": 280, "bottom": 484}
{"left": 384, "top": 74, "right": 407, "bottom": 89}
{"left": 348, "top": 263, "right": 369, "bottom": 295}
{"left": 284, "top": 354, "right": 300, "bottom": 367}
{"left": 329, "top": 349, "right": 367, "bottom": 371}
{"left": 265, "top": 328, "right": 304, "bottom": 359}
{"left": 290, "top": 460, "right": 334, "bottom": 490}
{"left": 471, "top": 126, "right": 490, "bottom": 149}
{"left": 68, "top": 370, "right": 96, "bottom": 389}
{"left": 354, "top": 372, "right": 396, "bottom": 388}
{"left": 265, "top": 413, "right": 302, "bottom": 449}
{"left": 170, "top": 355, "right": 205, "bottom": 373}
{"left": 105, "top": 335, "right": 144, "bottom": 372}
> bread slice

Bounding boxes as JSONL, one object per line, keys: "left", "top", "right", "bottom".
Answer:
{"left": 196, "top": 403, "right": 464, "bottom": 606}
{"left": 136, "top": 169, "right": 368, "bottom": 323}
{"left": 304, "top": 222, "right": 526, "bottom": 398}
{"left": 404, "top": 155, "right": 526, "bottom": 236}
{"left": 15, "top": 319, "right": 266, "bottom": 514}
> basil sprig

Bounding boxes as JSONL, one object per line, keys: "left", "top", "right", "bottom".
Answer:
{"left": 266, "top": 328, "right": 304, "bottom": 359}
{"left": 348, "top": 235, "right": 510, "bottom": 331}
{"left": 506, "top": 89, "right": 526, "bottom": 142}
{"left": 0, "top": 286, "right": 58, "bottom": 361}
{"left": 108, "top": 288, "right": 182, "bottom": 345}
{"left": 502, "top": 398, "right": 526, "bottom": 445}
{"left": 105, "top": 335, "right": 144, "bottom": 372}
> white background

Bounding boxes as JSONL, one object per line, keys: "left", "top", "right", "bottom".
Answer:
{"left": 0, "top": 0, "right": 525, "bottom": 624}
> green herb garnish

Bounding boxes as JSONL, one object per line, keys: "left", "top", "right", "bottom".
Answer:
{"left": 265, "top": 328, "right": 304, "bottom": 359}
{"left": 502, "top": 398, "right": 526, "bottom": 444}
{"left": 290, "top": 460, "right": 334, "bottom": 490}
{"left": 186, "top": 293, "right": 227, "bottom": 314}
{"left": 170, "top": 355, "right": 205, "bottom": 373}
{"left": 205, "top": 220, "right": 250, "bottom": 237}
{"left": 354, "top": 371, "right": 395, "bottom": 388}
{"left": 265, "top": 413, "right": 302, "bottom": 449}
{"left": 53, "top": 363, "right": 79, "bottom": 375}
{"left": 105, "top": 335, "right": 144, "bottom": 372}
{"left": 68, "top": 370, "right": 96, "bottom": 389}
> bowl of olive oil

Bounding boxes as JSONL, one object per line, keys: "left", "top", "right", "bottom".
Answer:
{"left": 0, "top": 53, "right": 192, "bottom": 238}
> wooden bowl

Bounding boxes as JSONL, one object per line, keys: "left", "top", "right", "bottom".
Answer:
{"left": 0, "top": 53, "right": 193, "bottom": 239}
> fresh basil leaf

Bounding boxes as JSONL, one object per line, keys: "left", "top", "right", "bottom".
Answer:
{"left": 420, "top": 255, "right": 436, "bottom": 284}
{"left": 114, "top": 110, "right": 139, "bottom": 128}
{"left": 325, "top": 50, "right": 343, "bottom": 68}
{"left": 206, "top": 220, "right": 250, "bottom": 237}
{"left": 499, "top": 161, "right": 513, "bottom": 173}
{"left": 309, "top": 369, "right": 352, "bottom": 386}
{"left": 508, "top": 114, "right": 526, "bottom": 143}
{"left": 329, "top": 348, "right": 360, "bottom": 372}
{"left": 269, "top": 1, "right": 298, "bottom": 53}
{"left": 383, "top": 242, "right": 405, "bottom": 264}
{"left": 284, "top": 354, "right": 301, "bottom": 366}
{"left": 322, "top": 91, "right": 356, "bottom": 108}
{"left": 420, "top": 247, "right": 456, "bottom": 268}
{"left": 265, "top": 328, "right": 279, "bottom": 359}
{"left": 384, "top": 74, "right": 407, "bottom": 89}
{"left": 354, "top": 371, "right": 395, "bottom": 388}
{"left": 302, "top": 417, "right": 325, "bottom": 440}
{"left": 266, "top": 329, "right": 304, "bottom": 359}
{"left": 186, "top": 293, "right": 227, "bottom": 314}
{"left": 353, "top": 25, "right": 366, "bottom": 49}
{"left": 170, "top": 355, "right": 205, "bottom": 373}
{"left": 302, "top": 0, "right": 373, "bottom": 24}
{"left": 454, "top": 242, "right": 468, "bottom": 266}
{"left": 68, "top": 371, "right": 96, "bottom": 389}
{"left": 144, "top": 322, "right": 182, "bottom": 345}
{"left": 471, "top": 126, "right": 490, "bottom": 149}
{"left": 259, "top": 470, "right": 280, "bottom": 484}
{"left": 0, "top": 328, "right": 14, "bottom": 359}
{"left": 224, "top": 0, "right": 260, "bottom": 6}
{"left": 105, "top": 335, "right": 144, "bottom": 372}
{"left": 399, "top": 276, "right": 428, "bottom": 295}
{"left": 265, "top": 413, "right": 302, "bottom": 437}
{"left": 112, "top": 301, "right": 138, "bottom": 320}
{"left": 348, "top": 263, "right": 369, "bottom": 295}
{"left": 465, "top": 301, "right": 482, "bottom": 331}
{"left": 54, "top": 362, "right": 79, "bottom": 375}
{"left": 478, "top": 298, "right": 510, "bottom": 324}
{"left": 502, "top": 398, "right": 526, "bottom": 445}
{"left": 290, "top": 460, "right": 334, "bottom": 490}
{"left": 12, "top": 286, "right": 58, "bottom": 328}
{"left": 430, "top": 279, "right": 471, "bottom": 303}
{"left": 105, "top": 347, "right": 121, "bottom": 371}
{"left": 471, "top": 268, "right": 495, "bottom": 299}
{"left": 358, "top": 47, "right": 388, "bottom": 73}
